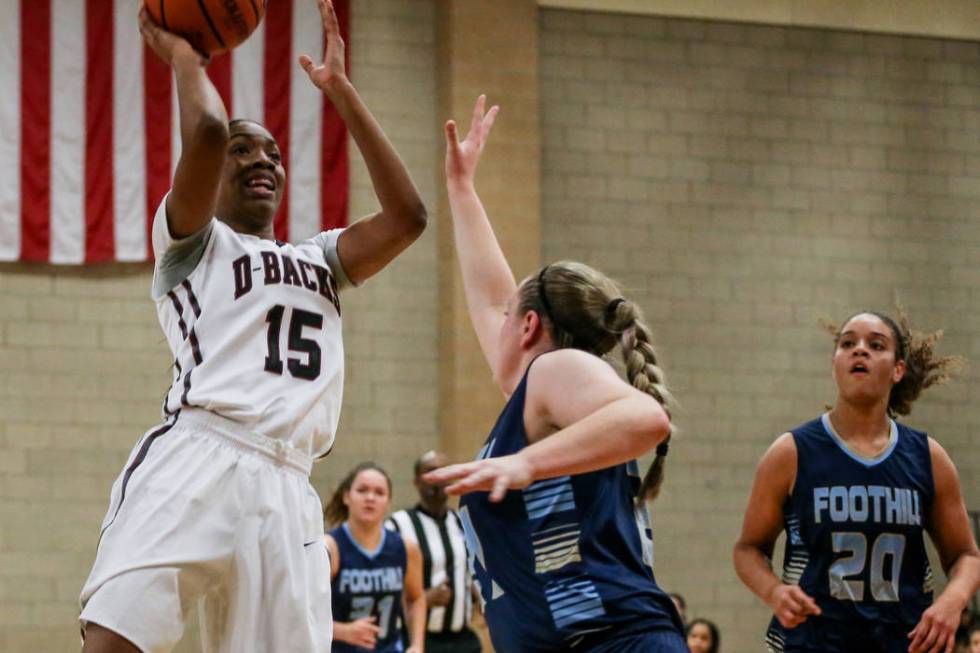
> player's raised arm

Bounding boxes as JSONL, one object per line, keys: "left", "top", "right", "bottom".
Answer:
{"left": 733, "top": 434, "right": 821, "bottom": 629}
{"left": 139, "top": 7, "right": 228, "bottom": 240}
{"left": 299, "top": 0, "right": 426, "bottom": 285}
{"left": 443, "top": 95, "right": 513, "bottom": 382}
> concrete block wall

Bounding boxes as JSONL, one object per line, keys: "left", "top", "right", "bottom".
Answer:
{"left": 540, "top": 10, "right": 980, "bottom": 649}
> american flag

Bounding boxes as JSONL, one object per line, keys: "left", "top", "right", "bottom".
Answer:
{"left": 0, "top": 0, "right": 350, "bottom": 264}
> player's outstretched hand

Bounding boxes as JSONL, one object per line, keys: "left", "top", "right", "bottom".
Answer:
{"left": 344, "top": 617, "right": 380, "bottom": 649}
{"left": 424, "top": 454, "right": 533, "bottom": 502}
{"left": 138, "top": 3, "right": 207, "bottom": 67}
{"left": 445, "top": 95, "right": 499, "bottom": 190}
{"left": 767, "top": 584, "right": 821, "bottom": 629}
{"left": 299, "top": 0, "right": 348, "bottom": 96}
{"left": 907, "top": 597, "right": 958, "bottom": 653}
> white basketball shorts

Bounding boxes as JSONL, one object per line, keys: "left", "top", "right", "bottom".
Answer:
{"left": 79, "top": 408, "right": 332, "bottom": 653}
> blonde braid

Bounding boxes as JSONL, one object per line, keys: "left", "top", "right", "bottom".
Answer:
{"left": 615, "top": 310, "right": 674, "bottom": 502}
{"left": 520, "top": 262, "right": 675, "bottom": 502}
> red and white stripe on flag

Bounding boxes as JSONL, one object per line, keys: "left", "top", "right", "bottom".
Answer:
{"left": 0, "top": 0, "right": 350, "bottom": 264}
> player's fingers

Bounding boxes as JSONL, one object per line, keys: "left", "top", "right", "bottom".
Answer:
{"left": 779, "top": 611, "right": 802, "bottom": 629}
{"left": 910, "top": 621, "right": 937, "bottom": 653}
{"left": 453, "top": 468, "right": 493, "bottom": 493}
{"left": 445, "top": 473, "right": 483, "bottom": 495}
{"left": 930, "top": 629, "right": 952, "bottom": 653}
{"left": 781, "top": 592, "right": 805, "bottom": 614}
{"left": 942, "top": 631, "right": 955, "bottom": 653}
{"left": 316, "top": 0, "right": 330, "bottom": 31}
{"left": 797, "top": 592, "right": 821, "bottom": 615}
{"left": 469, "top": 95, "right": 486, "bottom": 139}
{"left": 322, "top": 0, "right": 341, "bottom": 36}
{"left": 424, "top": 463, "right": 475, "bottom": 484}
{"left": 481, "top": 105, "right": 500, "bottom": 139}
{"left": 445, "top": 120, "right": 459, "bottom": 147}
{"left": 299, "top": 54, "right": 315, "bottom": 74}
{"left": 489, "top": 474, "right": 509, "bottom": 502}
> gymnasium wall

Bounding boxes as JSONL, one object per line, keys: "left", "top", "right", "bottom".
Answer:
{"left": 540, "top": 9, "right": 980, "bottom": 649}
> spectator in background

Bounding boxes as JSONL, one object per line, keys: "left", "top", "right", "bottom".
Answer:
{"left": 670, "top": 593, "right": 688, "bottom": 627}
{"left": 686, "top": 618, "right": 720, "bottom": 653}
{"left": 956, "top": 606, "right": 977, "bottom": 652}
{"left": 387, "top": 451, "right": 482, "bottom": 653}
{"left": 969, "top": 623, "right": 980, "bottom": 653}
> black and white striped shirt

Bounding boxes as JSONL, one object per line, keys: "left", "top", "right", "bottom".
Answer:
{"left": 386, "top": 506, "right": 472, "bottom": 633}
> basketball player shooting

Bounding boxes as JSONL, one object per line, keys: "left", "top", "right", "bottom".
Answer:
{"left": 78, "top": 1, "right": 426, "bottom": 652}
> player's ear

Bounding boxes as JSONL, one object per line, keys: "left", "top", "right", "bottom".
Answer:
{"left": 892, "top": 358, "right": 906, "bottom": 384}
{"left": 520, "top": 310, "right": 544, "bottom": 349}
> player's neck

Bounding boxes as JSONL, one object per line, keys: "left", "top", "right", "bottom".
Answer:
{"left": 217, "top": 214, "right": 276, "bottom": 240}
{"left": 346, "top": 519, "right": 383, "bottom": 551}
{"left": 828, "top": 400, "right": 891, "bottom": 444}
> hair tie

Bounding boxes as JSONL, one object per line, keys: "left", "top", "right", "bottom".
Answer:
{"left": 656, "top": 441, "right": 669, "bottom": 457}
{"left": 605, "top": 297, "right": 626, "bottom": 323}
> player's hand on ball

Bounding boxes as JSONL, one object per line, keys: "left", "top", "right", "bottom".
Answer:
{"left": 299, "top": 0, "right": 348, "bottom": 95}
{"left": 445, "top": 94, "right": 499, "bottom": 189}
{"left": 767, "top": 584, "right": 821, "bottom": 629}
{"left": 346, "top": 616, "right": 380, "bottom": 649}
{"left": 424, "top": 453, "right": 533, "bottom": 502}
{"left": 907, "top": 596, "right": 959, "bottom": 653}
{"left": 138, "top": 3, "right": 207, "bottom": 67}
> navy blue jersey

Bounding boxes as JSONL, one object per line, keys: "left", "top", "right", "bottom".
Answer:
{"left": 458, "top": 360, "right": 683, "bottom": 653}
{"left": 331, "top": 523, "right": 408, "bottom": 653}
{"left": 766, "top": 415, "right": 936, "bottom": 653}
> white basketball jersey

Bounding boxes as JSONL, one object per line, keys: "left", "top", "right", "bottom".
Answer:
{"left": 151, "top": 196, "right": 350, "bottom": 458}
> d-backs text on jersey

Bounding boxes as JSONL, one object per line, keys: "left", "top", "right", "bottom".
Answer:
{"left": 232, "top": 249, "right": 341, "bottom": 316}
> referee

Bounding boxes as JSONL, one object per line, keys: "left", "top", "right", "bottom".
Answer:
{"left": 387, "top": 451, "right": 482, "bottom": 653}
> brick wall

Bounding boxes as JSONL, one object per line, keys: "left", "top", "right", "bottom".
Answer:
{"left": 0, "top": 1, "right": 438, "bottom": 650}
{"left": 540, "top": 10, "right": 980, "bottom": 649}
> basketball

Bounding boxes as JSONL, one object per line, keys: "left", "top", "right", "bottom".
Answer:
{"left": 145, "top": 0, "right": 267, "bottom": 55}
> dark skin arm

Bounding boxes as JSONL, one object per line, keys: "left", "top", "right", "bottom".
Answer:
{"left": 139, "top": 6, "right": 229, "bottom": 239}
{"left": 733, "top": 433, "right": 822, "bottom": 629}
{"left": 907, "top": 438, "right": 980, "bottom": 653}
{"left": 299, "top": 0, "right": 426, "bottom": 285}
